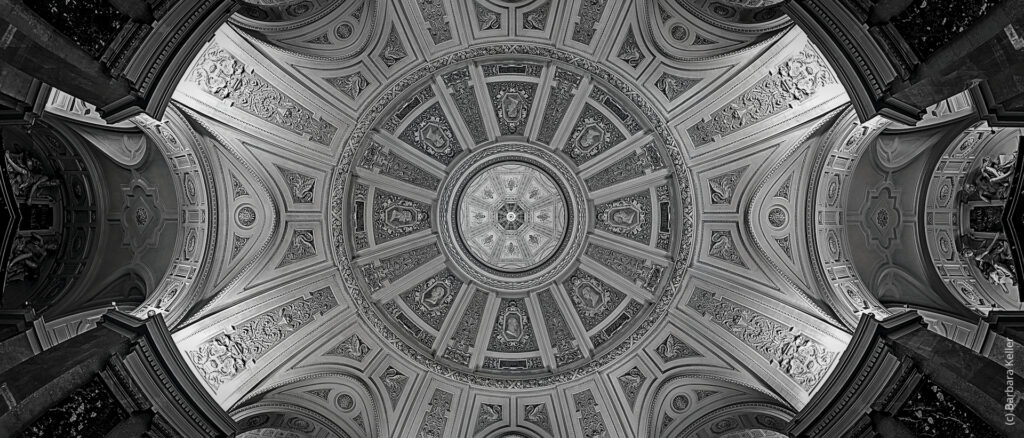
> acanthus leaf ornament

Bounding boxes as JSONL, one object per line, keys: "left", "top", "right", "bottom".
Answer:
{"left": 687, "top": 289, "right": 837, "bottom": 391}
{"left": 188, "top": 288, "right": 337, "bottom": 389}
{"left": 190, "top": 44, "right": 337, "bottom": 146}
{"left": 330, "top": 46, "right": 695, "bottom": 389}
{"left": 687, "top": 46, "right": 836, "bottom": 147}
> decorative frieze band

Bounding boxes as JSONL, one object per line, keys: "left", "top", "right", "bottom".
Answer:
{"left": 687, "top": 289, "right": 837, "bottom": 391}
{"left": 188, "top": 288, "right": 338, "bottom": 389}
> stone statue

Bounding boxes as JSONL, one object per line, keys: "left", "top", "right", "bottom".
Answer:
{"left": 6, "top": 233, "right": 58, "bottom": 283}
{"left": 960, "top": 234, "right": 1017, "bottom": 291}
{"left": 5, "top": 150, "right": 59, "bottom": 201}
{"left": 959, "top": 150, "right": 1017, "bottom": 203}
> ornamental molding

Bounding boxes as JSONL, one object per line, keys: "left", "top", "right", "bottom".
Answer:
{"left": 188, "top": 43, "right": 338, "bottom": 146}
{"left": 187, "top": 287, "right": 338, "bottom": 390}
{"left": 233, "top": 372, "right": 383, "bottom": 438}
{"left": 124, "top": 107, "right": 223, "bottom": 328}
{"left": 804, "top": 107, "right": 894, "bottom": 329}
{"left": 169, "top": 104, "right": 283, "bottom": 327}
{"left": 687, "top": 289, "right": 839, "bottom": 392}
{"left": 742, "top": 108, "right": 848, "bottom": 328}
{"left": 644, "top": 373, "right": 788, "bottom": 437}
{"left": 686, "top": 45, "right": 838, "bottom": 147}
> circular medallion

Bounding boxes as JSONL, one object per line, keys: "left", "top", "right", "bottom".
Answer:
{"left": 237, "top": 206, "right": 257, "bottom": 227}
{"left": 439, "top": 143, "right": 586, "bottom": 292}
{"left": 457, "top": 162, "right": 567, "bottom": 273}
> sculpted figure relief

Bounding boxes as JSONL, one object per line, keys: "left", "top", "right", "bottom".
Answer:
{"left": 6, "top": 233, "right": 59, "bottom": 283}
{"left": 960, "top": 234, "right": 1017, "bottom": 291}
{"left": 960, "top": 151, "right": 1017, "bottom": 203}
{"left": 5, "top": 150, "right": 60, "bottom": 201}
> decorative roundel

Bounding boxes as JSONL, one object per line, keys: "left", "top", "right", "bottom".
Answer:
{"left": 330, "top": 46, "right": 694, "bottom": 387}
{"left": 671, "top": 394, "right": 690, "bottom": 412}
{"left": 335, "top": 23, "right": 352, "bottom": 39}
{"left": 336, "top": 394, "right": 355, "bottom": 411}
{"left": 767, "top": 206, "right": 787, "bottom": 228}
{"left": 237, "top": 205, "right": 257, "bottom": 227}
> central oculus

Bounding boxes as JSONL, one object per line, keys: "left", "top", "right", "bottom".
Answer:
{"left": 438, "top": 143, "right": 587, "bottom": 292}
{"left": 459, "top": 163, "right": 567, "bottom": 272}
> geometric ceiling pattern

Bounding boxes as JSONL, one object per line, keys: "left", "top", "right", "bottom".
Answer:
{"left": 329, "top": 49, "right": 693, "bottom": 386}
{"left": 150, "top": 0, "right": 857, "bottom": 436}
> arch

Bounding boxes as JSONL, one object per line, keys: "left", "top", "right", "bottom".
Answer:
{"left": 234, "top": 370, "right": 386, "bottom": 438}
{"left": 640, "top": 372, "right": 789, "bottom": 438}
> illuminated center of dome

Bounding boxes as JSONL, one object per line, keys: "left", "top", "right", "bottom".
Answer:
{"left": 458, "top": 162, "right": 567, "bottom": 272}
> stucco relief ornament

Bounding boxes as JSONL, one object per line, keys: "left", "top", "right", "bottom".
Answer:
{"left": 191, "top": 45, "right": 243, "bottom": 98}
{"left": 568, "top": 118, "right": 611, "bottom": 161}
{"left": 688, "top": 289, "right": 835, "bottom": 390}
{"left": 655, "top": 74, "right": 699, "bottom": 100}
{"left": 380, "top": 367, "right": 408, "bottom": 407}
{"left": 476, "top": 403, "right": 502, "bottom": 431}
{"left": 189, "top": 289, "right": 337, "bottom": 389}
{"left": 655, "top": 334, "right": 701, "bottom": 361}
{"left": 597, "top": 198, "right": 646, "bottom": 236}
{"left": 495, "top": 88, "right": 530, "bottom": 132}
{"left": 329, "top": 73, "right": 369, "bottom": 99}
{"left": 415, "top": 117, "right": 455, "bottom": 157}
{"left": 327, "top": 334, "right": 372, "bottom": 361}
{"left": 569, "top": 276, "right": 610, "bottom": 316}
{"left": 688, "top": 47, "right": 835, "bottom": 147}
{"left": 780, "top": 336, "right": 836, "bottom": 389}
{"left": 189, "top": 337, "right": 245, "bottom": 389}
{"left": 618, "top": 367, "right": 646, "bottom": 407}
{"left": 778, "top": 53, "right": 832, "bottom": 100}
{"left": 190, "top": 44, "right": 337, "bottom": 145}
{"left": 497, "top": 301, "right": 531, "bottom": 347}
{"left": 416, "top": 276, "right": 455, "bottom": 316}
{"left": 374, "top": 192, "right": 430, "bottom": 241}
{"left": 281, "top": 229, "right": 316, "bottom": 265}
{"left": 282, "top": 169, "right": 315, "bottom": 203}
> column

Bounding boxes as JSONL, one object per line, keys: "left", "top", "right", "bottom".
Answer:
{"left": 0, "top": 311, "right": 237, "bottom": 437}
{"left": 0, "top": 309, "right": 41, "bottom": 374}
{"left": 788, "top": 312, "right": 1024, "bottom": 437}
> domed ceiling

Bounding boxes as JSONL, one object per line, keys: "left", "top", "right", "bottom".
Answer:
{"left": 145, "top": 0, "right": 856, "bottom": 436}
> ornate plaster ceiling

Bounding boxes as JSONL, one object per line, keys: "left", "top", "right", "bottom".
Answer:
{"left": 330, "top": 52, "right": 693, "bottom": 386}
{"left": 146, "top": 0, "right": 859, "bottom": 436}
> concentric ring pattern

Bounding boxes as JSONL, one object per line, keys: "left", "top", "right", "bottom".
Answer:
{"left": 331, "top": 47, "right": 694, "bottom": 386}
